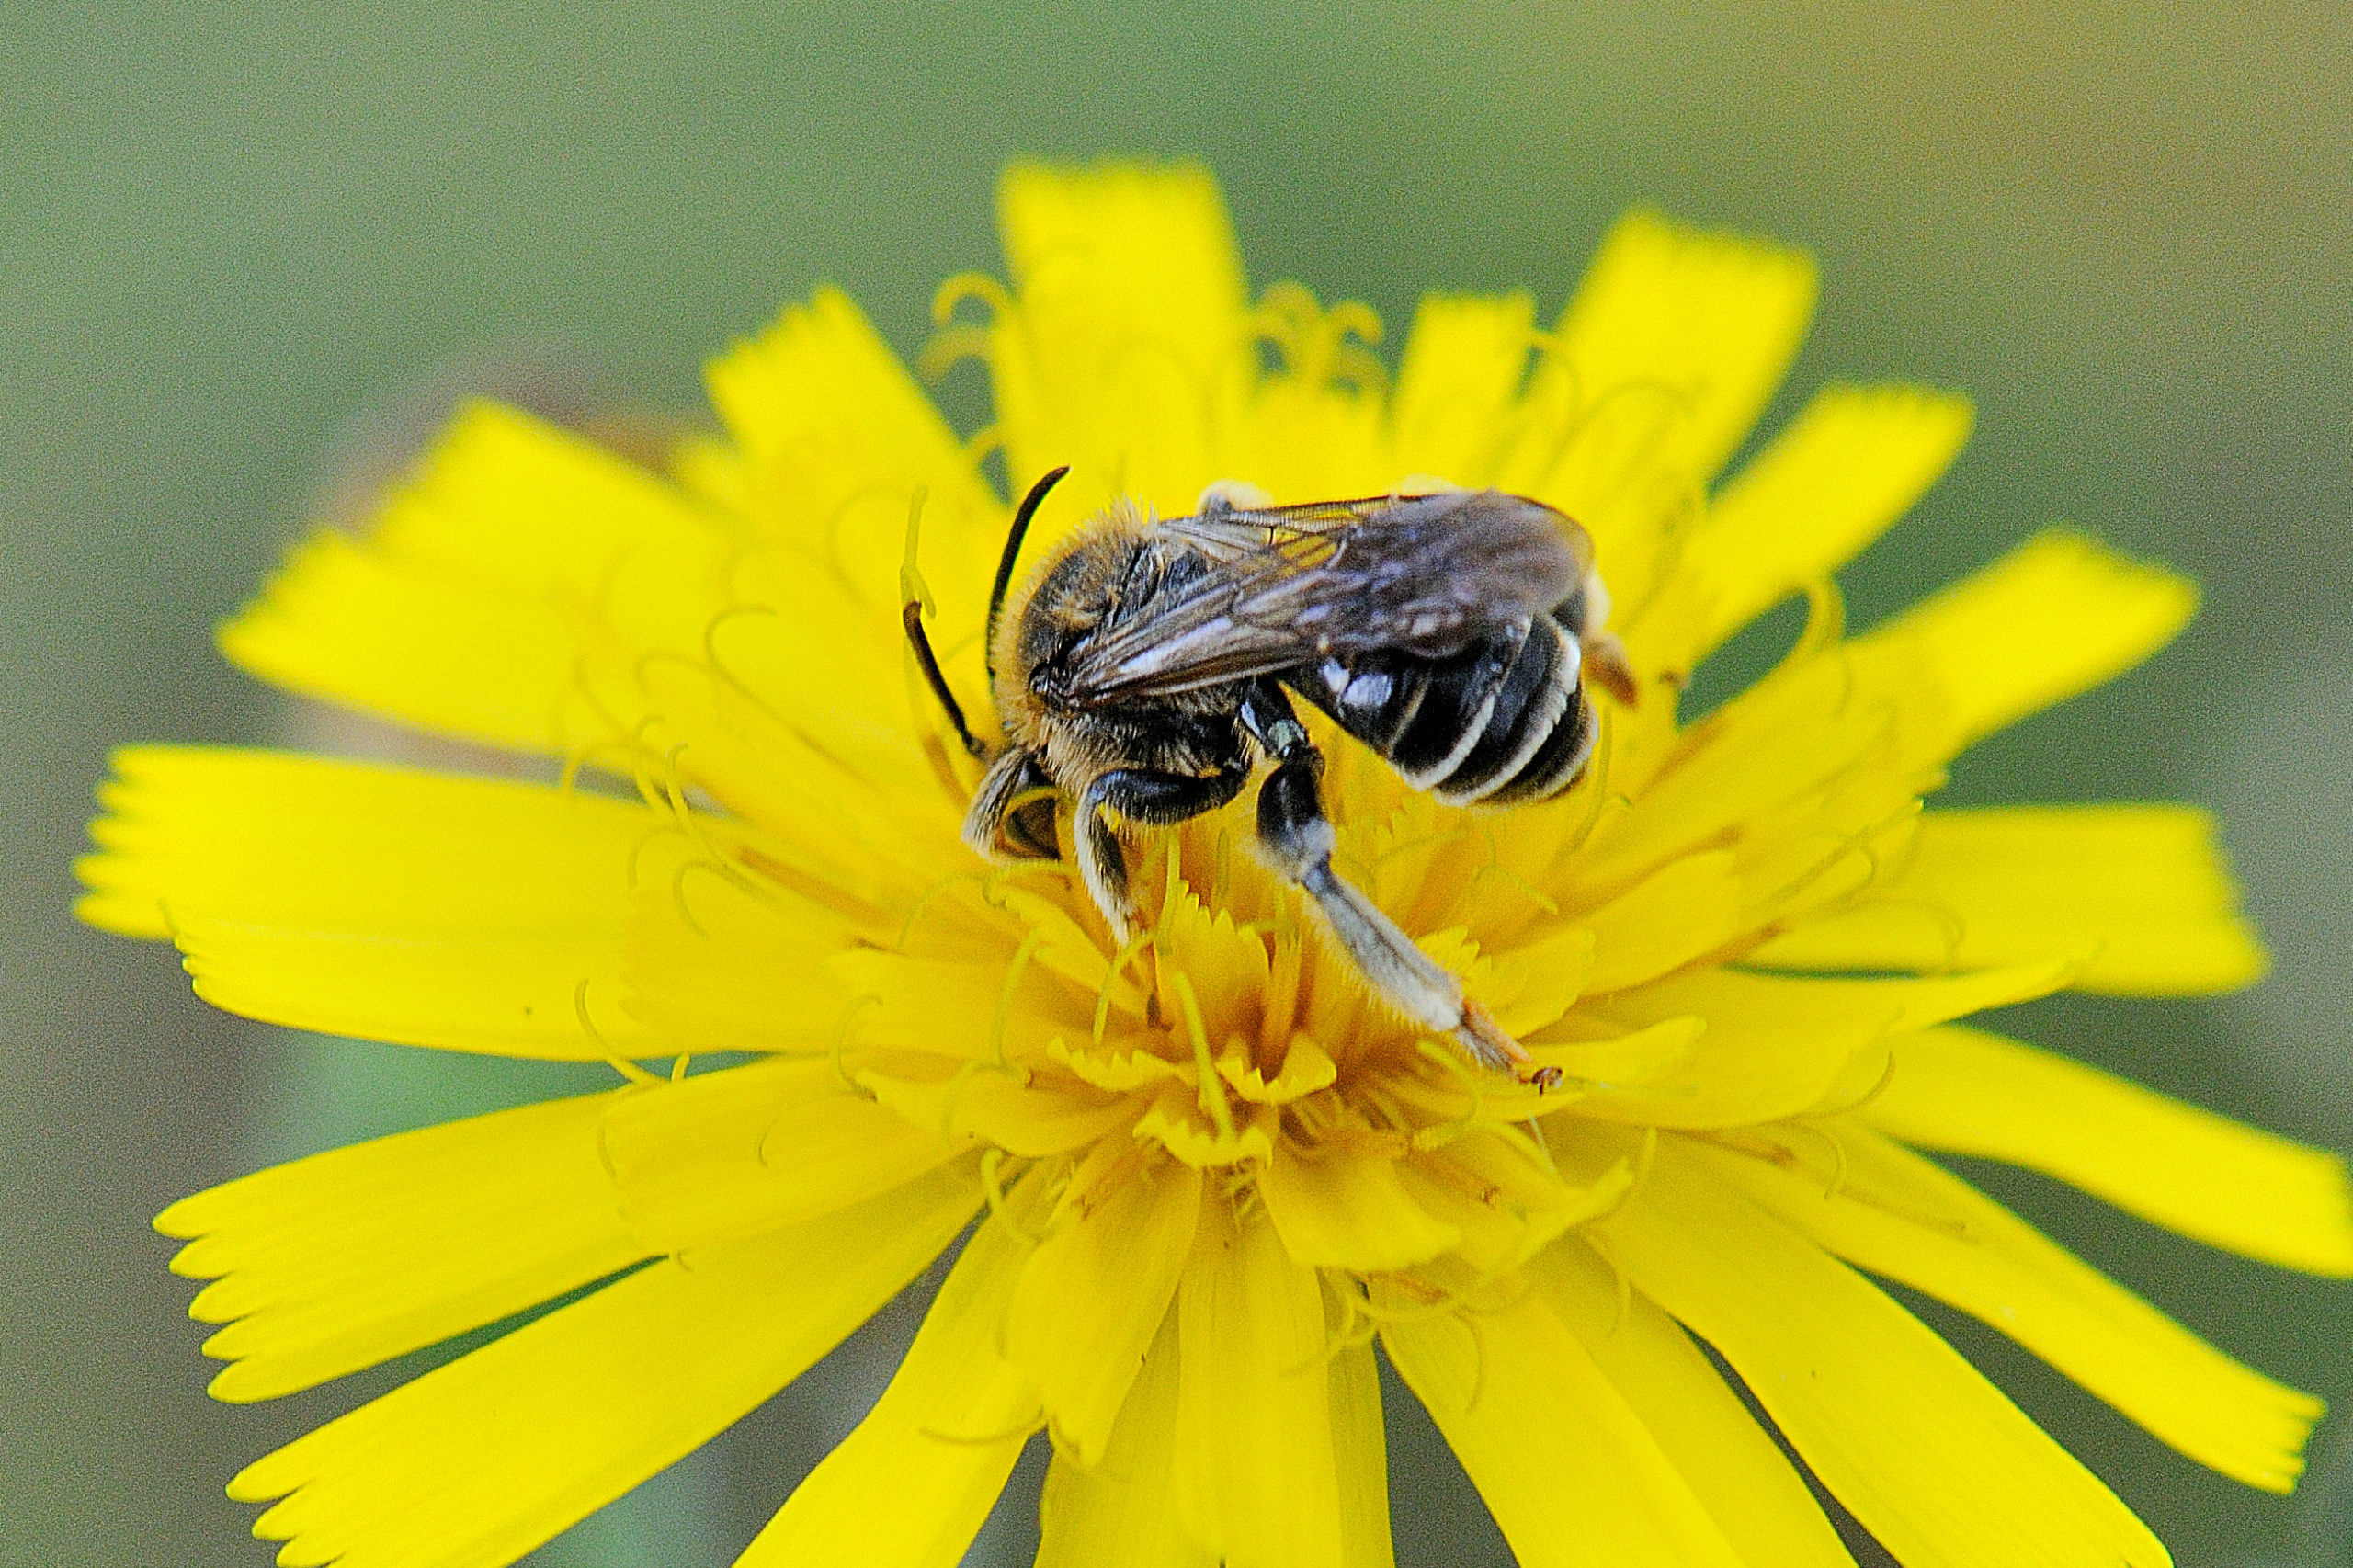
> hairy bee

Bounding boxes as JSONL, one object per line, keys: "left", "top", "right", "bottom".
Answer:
{"left": 902, "top": 468, "right": 1634, "bottom": 1081}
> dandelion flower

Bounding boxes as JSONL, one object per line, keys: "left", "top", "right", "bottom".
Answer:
{"left": 81, "top": 162, "right": 2353, "bottom": 1568}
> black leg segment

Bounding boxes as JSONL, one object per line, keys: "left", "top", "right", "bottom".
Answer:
{"left": 1095, "top": 764, "right": 1250, "bottom": 824}
{"left": 1239, "top": 681, "right": 1536, "bottom": 1079}
{"left": 1074, "top": 762, "right": 1249, "bottom": 939}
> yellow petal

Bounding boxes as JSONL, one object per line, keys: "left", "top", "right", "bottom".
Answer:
{"left": 1522, "top": 1014, "right": 1705, "bottom": 1091}
{"left": 1174, "top": 1198, "right": 1346, "bottom": 1568}
{"left": 1260, "top": 1138, "right": 1461, "bottom": 1273}
{"left": 1597, "top": 1141, "right": 2168, "bottom": 1568}
{"left": 1495, "top": 211, "right": 1815, "bottom": 637}
{"left": 1475, "top": 926, "right": 1596, "bottom": 1038}
{"left": 222, "top": 401, "right": 736, "bottom": 753}
{"left": 223, "top": 398, "right": 938, "bottom": 814}
{"left": 1569, "top": 646, "right": 1936, "bottom": 896}
{"left": 77, "top": 747, "right": 636, "bottom": 941}
{"left": 1750, "top": 804, "right": 2268, "bottom": 994}
{"left": 1865, "top": 1025, "right": 2353, "bottom": 1277}
{"left": 1524, "top": 210, "right": 1817, "bottom": 485}
{"left": 235, "top": 1166, "right": 979, "bottom": 1568}
{"left": 1387, "top": 290, "right": 1537, "bottom": 484}
{"left": 1232, "top": 315, "right": 1395, "bottom": 501}
{"left": 1689, "top": 385, "right": 1972, "bottom": 653}
{"left": 619, "top": 865, "right": 870, "bottom": 1058}
{"left": 1006, "top": 1153, "right": 1203, "bottom": 1464}
{"left": 828, "top": 948, "right": 1086, "bottom": 1065}
{"left": 1851, "top": 529, "right": 2197, "bottom": 751}
{"left": 602, "top": 1057, "right": 968, "bottom": 1252}
{"left": 1393, "top": 1131, "right": 1636, "bottom": 1279}
{"left": 735, "top": 1200, "right": 1039, "bottom": 1568}
{"left": 1380, "top": 1280, "right": 1745, "bottom": 1568}
{"left": 78, "top": 747, "right": 657, "bottom": 1057}
{"left": 221, "top": 528, "right": 581, "bottom": 753}
{"left": 1325, "top": 1335, "right": 1396, "bottom": 1568}
{"left": 1529, "top": 1242, "right": 1857, "bottom": 1567}
{"left": 1132, "top": 1084, "right": 1277, "bottom": 1167}
{"left": 1571, "top": 960, "right": 2070, "bottom": 1128}
{"left": 991, "top": 160, "right": 1253, "bottom": 528}
{"left": 1575, "top": 849, "right": 1744, "bottom": 994}
{"left": 865, "top": 1062, "right": 1138, "bottom": 1158}
{"left": 1049, "top": 1038, "right": 1185, "bottom": 1092}
{"left": 176, "top": 918, "right": 663, "bottom": 1062}
{"left": 1695, "top": 1128, "right": 2323, "bottom": 1492}
{"left": 160, "top": 1089, "right": 639, "bottom": 1403}
{"left": 1154, "top": 881, "right": 1272, "bottom": 1041}
{"left": 1222, "top": 1036, "right": 1338, "bottom": 1104}
{"left": 633, "top": 541, "right": 942, "bottom": 789}
{"left": 705, "top": 286, "right": 1007, "bottom": 695}
{"left": 1036, "top": 1312, "right": 1215, "bottom": 1568}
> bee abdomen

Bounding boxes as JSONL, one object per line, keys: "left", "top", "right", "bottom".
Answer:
{"left": 1301, "top": 615, "right": 1597, "bottom": 807}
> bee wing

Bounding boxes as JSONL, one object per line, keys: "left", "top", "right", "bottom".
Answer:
{"left": 1060, "top": 490, "right": 1589, "bottom": 703}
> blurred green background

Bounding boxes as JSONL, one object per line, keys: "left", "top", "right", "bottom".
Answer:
{"left": 5, "top": 3, "right": 2350, "bottom": 1565}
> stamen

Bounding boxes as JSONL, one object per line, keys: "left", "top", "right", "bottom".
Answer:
{"left": 961, "top": 424, "right": 1004, "bottom": 465}
{"left": 1169, "top": 971, "right": 1237, "bottom": 1143}
{"left": 934, "top": 1054, "right": 1028, "bottom": 1145}
{"left": 699, "top": 604, "right": 807, "bottom": 737}
{"left": 989, "top": 929, "right": 1047, "bottom": 1069}
{"left": 929, "top": 270, "right": 1016, "bottom": 327}
{"left": 1093, "top": 929, "right": 1154, "bottom": 1048}
{"left": 979, "top": 1148, "right": 1040, "bottom": 1248}
{"left": 1806, "top": 1047, "right": 1902, "bottom": 1119}
{"left": 827, "top": 994, "right": 881, "bottom": 1091}
{"left": 1258, "top": 932, "right": 1302, "bottom": 1062}
{"left": 667, "top": 860, "right": 716, "bottom": 938}
{"left": 1469, "top": 860, "right": 1561, "bottom": 921}
{"left": 1554, "top": 708, "right": 1621, "bottom": 864}
{"left": 623, "top": 716, "right": 669, "bottom": 812}
{"left": 898, "top": 485, "right": 936, "bottom": 619}
{"left": 1483, "top": 1114, "right": 1555, "bottom": 1177}
{"left": 1408, "top": 1038, "right": 1484, "bottom": 1152}
{"left": 1586, "top": 1233, "right": 1635, "bottom": 1337}
{"left": 623, "top": 822, "right": 691, "bottom": 891}
{"left": 915, "top": 324, "right": 991, "bottom": 382}
{"left": 893, "top": 870, "right": 988, "bottom": 952}
{"left": 574, "top": 978, "right": 657, "bottom": 1085}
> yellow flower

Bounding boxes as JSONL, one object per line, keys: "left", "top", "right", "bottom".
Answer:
{"left": 78, "top": 161, "right": 2353, "bottom": 1568}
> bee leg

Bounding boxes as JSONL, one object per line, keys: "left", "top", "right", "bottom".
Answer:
{"left": 1074, "top": 764, "right": 1250, "bottom": 942}
{"left": 961, "top": 746, "right": 1059, "bottom": 860}
{"left": 1074, "top": 788, "right": 1138, "bottom": 942}
{"left": 1241, "top": 684, "right": 1533, "bottom": 1080}
{"left": 1584, "top": 629, "right": 1640, "bottom": 708}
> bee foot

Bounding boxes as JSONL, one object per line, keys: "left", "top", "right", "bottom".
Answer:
{"left": 1586, "top": 631, "right": 1641, "bottom": 708}
{"left": 1455, "top": 1000, "right": 1530, "bottom": 1075}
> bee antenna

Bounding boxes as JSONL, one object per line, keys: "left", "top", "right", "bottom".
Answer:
{"left": 986, "top": 465, "right": 1071, "bottom": 684}
{"left": 901, "top": 486, "right": 988, "bottom": 762}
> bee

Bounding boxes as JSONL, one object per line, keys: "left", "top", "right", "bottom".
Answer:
{"left": 902, "top": 467, "right": 1635, "bottom": 1082}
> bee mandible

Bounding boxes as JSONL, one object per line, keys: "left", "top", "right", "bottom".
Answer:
{"left": 902, "top": 468, "right": 1635, "bottom": 1082}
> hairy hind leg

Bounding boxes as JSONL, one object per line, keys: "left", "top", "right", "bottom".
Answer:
{"left": 1241, "top": 683, "right": 1539, "bottom": 1080}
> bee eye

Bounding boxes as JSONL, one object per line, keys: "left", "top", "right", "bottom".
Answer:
{"left": 1318, "top": 657, "right": 1349, "bottom": 695}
